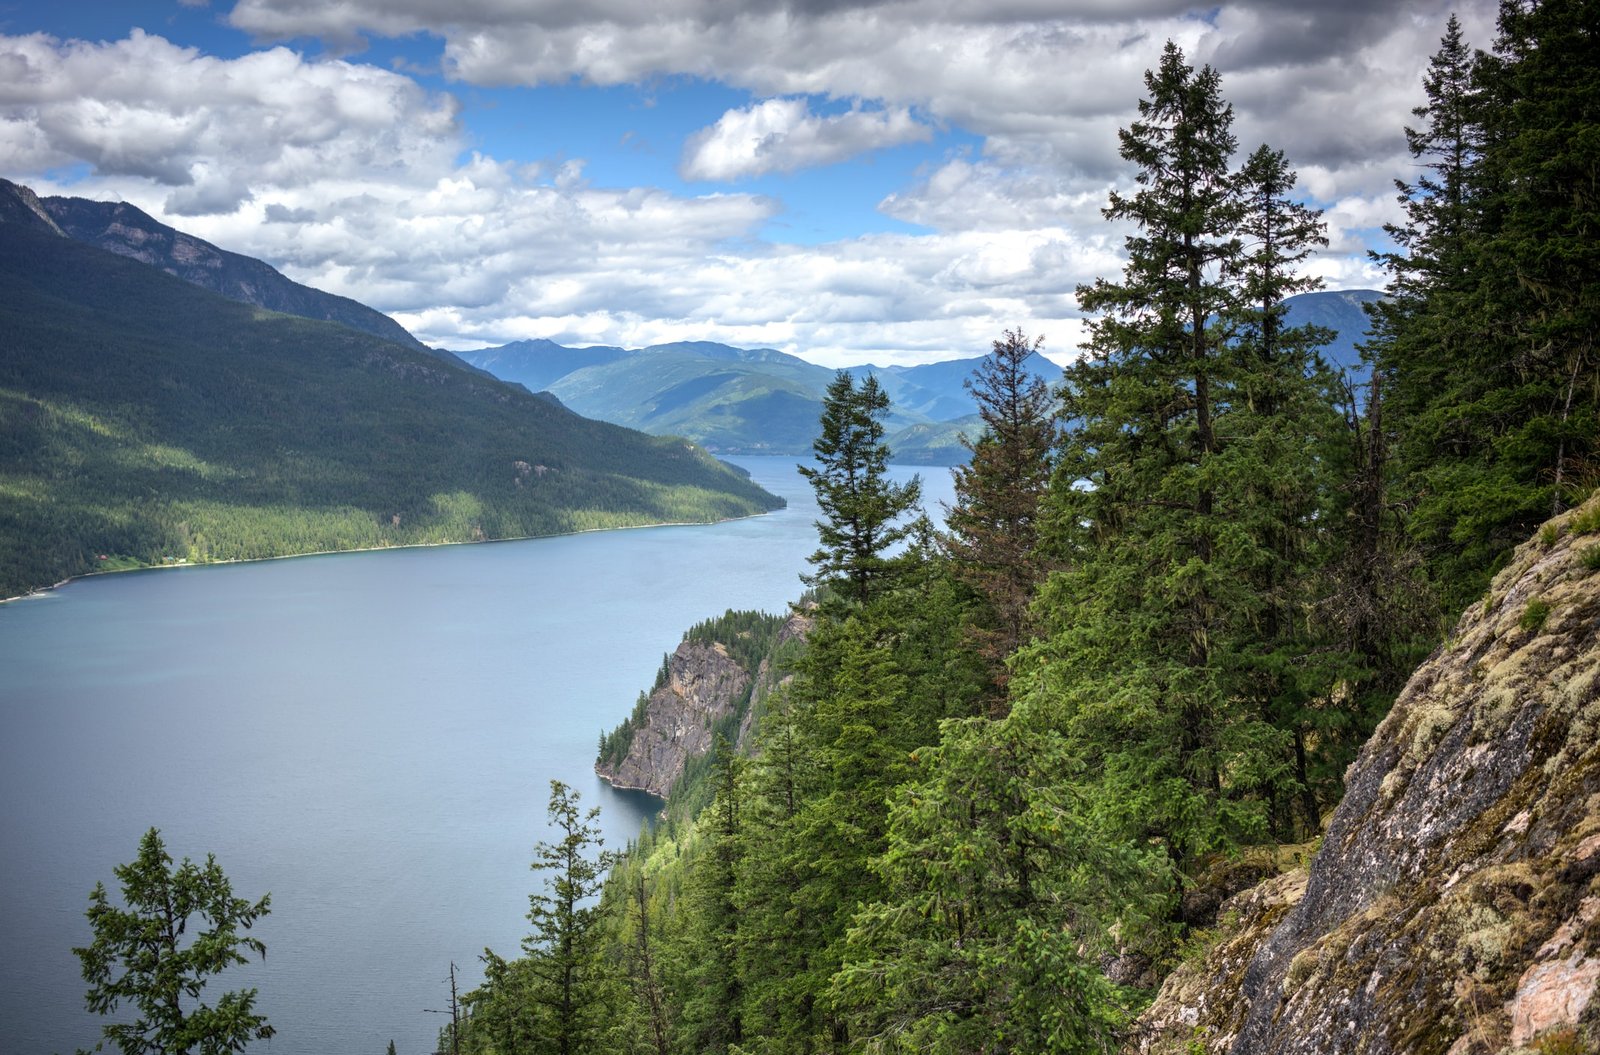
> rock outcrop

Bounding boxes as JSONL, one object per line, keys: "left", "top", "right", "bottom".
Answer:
{"left": 597, "top": 610, "right": 809, "bottom": 798}
{"left": 1131, "top": 497, "right": 1600, "bottom": 1055}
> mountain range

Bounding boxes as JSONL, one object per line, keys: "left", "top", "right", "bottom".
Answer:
{"left": 0, "top": 180, "right": 781, "bottom": 598}
{"left": 455, "top": 289, "right": 1380, "bottom": 464}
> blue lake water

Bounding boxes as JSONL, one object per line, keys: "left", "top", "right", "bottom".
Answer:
{"left": 0, "top": 457, "right": 955, "bottom": 1055}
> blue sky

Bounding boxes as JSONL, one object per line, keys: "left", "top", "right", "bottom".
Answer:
{"left": 0, "top": 0, "right": 1498, "bottom": 365}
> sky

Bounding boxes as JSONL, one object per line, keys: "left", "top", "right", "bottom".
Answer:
{"left": 0, "top": 0, "right": 1499, "bottom": 366}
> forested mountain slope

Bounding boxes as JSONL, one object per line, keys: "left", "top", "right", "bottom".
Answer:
{"left": 0, "top": 221, "right": 781, "bottom": 598}
{"left": 457, "top": 297, "right": 1369, "bottom": 463}
{"left": 446, "top": 10, "right": 1597, "bottom": 1053}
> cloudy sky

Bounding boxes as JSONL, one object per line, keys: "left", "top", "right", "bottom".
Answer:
{"left": 1, "top": 0, "right": 1497, "bottom": 365}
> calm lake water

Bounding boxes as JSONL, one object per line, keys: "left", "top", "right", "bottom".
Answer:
{"left": 0, "top": 456, "right": 956, "bottom": 1055}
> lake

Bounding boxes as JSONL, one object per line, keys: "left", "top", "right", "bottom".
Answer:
{"left": 0, "top": 456, "right": 956, "bottom": 1055}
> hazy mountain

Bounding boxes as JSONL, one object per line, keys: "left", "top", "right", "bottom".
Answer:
{"left": 1282, "top": 288, "right": 1382, "bottom": 372}
{"left": 460, "top": 295, "right": 1379, "bottom": 464}
{"left": 460, "top": 339, "right": 634, "bottom": 393}
{"left": 0, "top": 208, "right": 781, "bottom": 598}
{"left": 455, "top": 340, "right": 1050, "bottom": 459}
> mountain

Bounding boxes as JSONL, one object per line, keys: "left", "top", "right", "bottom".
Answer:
{"left": 1130, "top": 494, "right": 1600, "bottom": 1054}
{"left": 1282, "top": 288, "right": 1382, "bottom": 373}
{"left": 458, "top": 338, "right": 633, "bottom": 393}
{"left": 25, "top": 183, "right": 488, "bottom": 377}
{"left": 457, "top": 340, "right": 1060, "bottom": 460}
{"left": 0, "top": 207, "right": 782, "bottom": 599}
{"left": 457, "top": 296, "right": 1368, "bottom": 464}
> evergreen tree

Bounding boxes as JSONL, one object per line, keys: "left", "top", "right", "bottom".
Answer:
{"left": 944, "top": 328, "right": 1057, "bottom": 708}
{"left": 1039, "top": 41, "right": 1290, "bottom": 869}
{"left": 800, "top": 372, "right": 923, "bottom": 608}
{"left": 1374, "top": 5, "right": 1600, "bottom": 611}
{"left": 676, "top": 739, "right": 745, "bottom": 1054}
{"left": 521, "top": 781, "right": 616, "bottom": 1055}
{"left": 833, "top": 707, "right": 1167, "bottom": 1054}
{"left": 1224, "top": 144, "right": 1349, "bottom": 836}
{"left": 73, "top": 828, "right": 274, "bottom": 1055}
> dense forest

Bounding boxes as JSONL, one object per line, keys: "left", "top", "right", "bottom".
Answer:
{"left": 448, "top": 6, "right": 1598, "bottom": 1053}
{"left": 0, "top": 222, "right": 783, "bottom": 599}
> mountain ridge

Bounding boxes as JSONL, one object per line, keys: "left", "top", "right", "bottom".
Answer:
{"left": 0, "top": 209, "right": 782, "bottom": 598}
{"left": 456, "top": 293, "right": 1375, "bottom": 464}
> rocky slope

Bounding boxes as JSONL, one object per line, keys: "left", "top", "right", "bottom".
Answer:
{"left": 596, "top": 609, "right": 809, "bottom": 798}
{"left": 1130, "top": 497, "right": 1600, "bottom": 1054}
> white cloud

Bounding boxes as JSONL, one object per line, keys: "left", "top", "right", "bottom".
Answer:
{"left": 682, "top": 98, "right": 930, "bottom": 181}
{"left": 2, "top": 0, "right": 1504, "bottom": 368}
{"left": 0, "top": 30, "right": 460, "bottom": 214}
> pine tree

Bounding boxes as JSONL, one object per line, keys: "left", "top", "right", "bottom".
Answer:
{"left": 1373, "top": 4, "right": 1600, "bottom": 613}
{"left": 676, "top": 739, "right": 745, "bottom": 1054}
{"left": 800, "top": 371, "right": 922, "bottom": 607}
{"left": 73, "top": 828, "right": 274, "bottom": 1055}
{"left": 522, "top": 781, "right": 616, "bottom": 1055}
{"left": 1039, "top": 41, "right": 1291, "bottom": 868}
{"left": 833, "top": 707, "right": 1167, "bottom": 1053}
{"left": 944, "top": 328, "right": 1057, "bottom": 708}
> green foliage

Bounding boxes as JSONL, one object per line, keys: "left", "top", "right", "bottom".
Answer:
{"left": 1520, "top": 599, "right": 1551, "bottom": 633}
{"left": 832, "top": 709, "right": 1168, "bottom": 1053}
{"left": 1371, "top": 7, "right": 1600, "bottom": 614}
{"left": 73, "top": 828, "right": 273, "bottom": 1055}
{"left": 460, "top": 782, "right": 619, "bottom": 1055}
{"left": 0, "top": 227, "right": 782, "bottom": 597}
{"left": 944, "top": 328, "right": 1057, "bottom": 707}
{"left": 1570, "top": 503, "right": 1600, "bottom": 536}
{"left": 478, "top": 23, "right": 1594, "bottom": 1055}
{"left": 801, "top": 372, "right": 925, "bottom": 608}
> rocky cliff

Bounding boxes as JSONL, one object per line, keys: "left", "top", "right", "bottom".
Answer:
{"left": 1132, "top": 496, "right": 1600, "bottom": 1055}
{"left": 596, "top": 609, "right": 809, "bottom": 798}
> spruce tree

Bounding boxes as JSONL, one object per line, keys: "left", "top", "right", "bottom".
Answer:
{"left": 944, "top": 328, "right": 1057, "bottom": 708}
{"left": 1039, "top": 41, "right": 1289, "bottom": 868}
{"left": 800, "top": 371, "right": 922, "bottom": 607}
{"left": 74, "top": 829, "right": 274, "bottom": 1055}
{"left": 1374, "top": 4, "right": 1600, "bottom": 612}
{"left": 522, "top": 781, "right": 616, "bottom": 1055}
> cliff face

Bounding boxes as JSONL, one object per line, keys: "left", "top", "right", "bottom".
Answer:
{"left": 597, "top": 639, "right": 753, "bottom": 797}
{"left": 597, "top": 610, "right": 809, "bottom": 798}
{"left": 1132, "top": 497, "right": 1600, "bottom": 1055}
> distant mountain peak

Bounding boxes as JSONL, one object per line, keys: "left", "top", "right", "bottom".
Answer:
{"left": 0, "top": 178, "right": 66, "bottom": 236}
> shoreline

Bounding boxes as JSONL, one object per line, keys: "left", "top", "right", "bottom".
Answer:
{"left": 0, "top": 507, "right": 780, "bottom": 607}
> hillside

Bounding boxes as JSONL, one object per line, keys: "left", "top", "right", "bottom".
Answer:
{"left": 20, "top": 182, "right": 499, "bottom": 380}
{"left": 0, "top": 221, "right": 782, "bottom": 598}
{"left": 595, "top": 607, "right": 810, "bottom": 801}
{"left": 457, "top": 299, "right": 1370, "bottom": 463}
{"left": 1131, "top": 496, "right": 1600, "bottom": 1054}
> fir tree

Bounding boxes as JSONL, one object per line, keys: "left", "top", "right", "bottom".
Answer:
{"left": 944, "top": 328, "right": 1057, "bottom": 709}
{"left": 800, "top": 371, "right": 923, "bottom": 608}
{"left": 522, "top": 782, "right": 616, "bottom": 1055}
{"left": 73, "top": 829, "right": 274, "bottom": 1055}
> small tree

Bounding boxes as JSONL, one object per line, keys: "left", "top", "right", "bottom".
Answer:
{"left": 524, "top": 780, "right": 616, "bottom": 1055}
{"left": 74, "top": 827, "right": 274, "bottom": 1055}
{"left": 800, "top": 371, "right": 922, "bottom": 607}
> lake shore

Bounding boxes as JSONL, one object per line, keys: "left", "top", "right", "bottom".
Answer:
{"left": 0, "top": 507, "right": 779, "bottom": 607}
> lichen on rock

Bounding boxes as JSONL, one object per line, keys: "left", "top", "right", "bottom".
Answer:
{"left": 1129, "top": 495, "right": 1600, "bottom": 1055}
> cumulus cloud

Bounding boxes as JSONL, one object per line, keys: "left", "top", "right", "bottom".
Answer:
{"left": 0, "top": 0, "right": 1506, "bottom": 368}
{"left": 0, "top": 30, "right": 460, "bottom": 214}
{"left": 226, "top": 0, "right": 1496, "bottom": 193}
{"left": 682, "top": 98, "right": 930, "bottom": 181}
